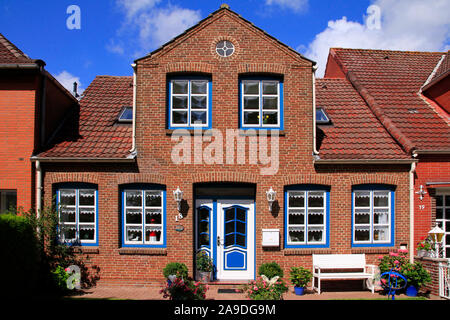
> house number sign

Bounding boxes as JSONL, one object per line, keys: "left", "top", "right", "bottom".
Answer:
{"left": 175, "top": 225, "right": 184, "bottom": 232}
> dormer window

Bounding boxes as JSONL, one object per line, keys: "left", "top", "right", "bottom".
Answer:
{"left": 316, "top": 108, "right": 330, "bottom": 124}
{"left": 118, "top": 106, "right": 133, "bottom": 123}
{"left": 168, "top": 77, "right": 212, "bottom": 129}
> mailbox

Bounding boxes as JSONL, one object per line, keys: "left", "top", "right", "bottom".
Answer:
{"left": 262, "top": 229, "right": 279, "bottom": 247}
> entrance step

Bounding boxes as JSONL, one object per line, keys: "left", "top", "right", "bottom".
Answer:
{"left": 203, "top": 281, "right": 247, "bottom": 294}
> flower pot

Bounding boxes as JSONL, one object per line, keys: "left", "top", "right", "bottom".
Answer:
{"left": 294, "top": 286, "right": 305, "bottom": 295}
{"left": 406, "top": 285, "right": 418, "bottom": 297}
{"left": 196, "top": 270, "right": 212, "bottom": 283}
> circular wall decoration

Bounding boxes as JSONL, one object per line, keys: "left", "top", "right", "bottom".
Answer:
{"left": 215, "top": 40, "right": 235, "bottom": 58}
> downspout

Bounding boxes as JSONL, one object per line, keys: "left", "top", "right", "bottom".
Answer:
{"left": 409, "top": 161, "right": 416, "bottom": 263}
{"left": 130, "top": 63, "right": 137, "bottom": 154}
{"left": 35, "top": 160, "right": 42, "bottom": 221}
{"left": 312, "top": 64, "right": 319, "bottom": 156}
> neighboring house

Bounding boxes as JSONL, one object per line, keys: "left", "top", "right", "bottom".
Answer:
{"left": 324, "top": 48, "right": 450, "bottom": 258}
{"left": 32, "top": 6, "right": 416, "bottom": 286}
{"left": 0, "top": 33, "right": 78, "bottom": 214}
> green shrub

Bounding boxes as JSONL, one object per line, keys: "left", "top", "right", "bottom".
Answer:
{"left": 241, "top": 276, "right": 289, "bottom": 300}
{"left": 258, "top": 262, "right": 284, "bottom": 279}
{"left": 0, "top": 214, "right": 40, "bottom": 296}
{"left": 160, "top": 277, "right": 208, "bottom": 300}
{"left": 196, "top": 251, "right": 214, "bottom": 272}
{"left": 289, "top": 267, "right": 313, "bottom": 288}
{"left": 163, "top": 262, "right": 189, "bottom": 279}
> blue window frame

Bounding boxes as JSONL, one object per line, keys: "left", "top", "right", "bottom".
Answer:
{"left": 284, "top": 185, "right": 330, "bottom": 248}
{"left": 224, "top": 205, "right": 248, "bottom": 249}
{"left": 168, "top": 76, "right": 212, "bottom": 129}
{"left": 239, "top": 78, "right": 283, "bottom": 130}
{"left": 197, "top": 205, "right": 211, "bottom": 250}
{"left": 56, "top": 184, "right": 98, "bottom": 246}
{"left": 121, "top": 185, "right": 166, "bottom": 248}
{"left": 352, "top": 185, "right": 395, "bottom": 247}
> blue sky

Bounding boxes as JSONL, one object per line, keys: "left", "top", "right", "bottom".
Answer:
{"left": 1, "top": 0, "right": 448, "bottom": 93}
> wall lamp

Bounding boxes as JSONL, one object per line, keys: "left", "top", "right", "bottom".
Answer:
{"left": 266, "top": 187, "right": 276, "bottom": 212}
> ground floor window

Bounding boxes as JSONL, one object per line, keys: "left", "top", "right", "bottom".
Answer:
{"left": 285, "top": 186, "right": 329, "bottom": 248}
{"left": 436, "top": 193, "right": 450, "bottom": 258}
{"left": 0, "top": 190, "right": 16, "bottom": 214}
{"left": 352, "top": 185, "right": 394, "bottom": 246}
{"left": 57, "top": 185, "right": 97, "bottom": 245}
{"left": 122, "top": 186, "right": 166, "bottom": 247}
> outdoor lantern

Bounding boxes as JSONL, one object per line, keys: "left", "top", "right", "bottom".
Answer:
{"left": 173, "top": 187, "right": 183, "bottom": 212}
{"left": 266, "top": 187, "right": 276, "bottom": 212}
{"left": 428, "top": 223, "right": 445, "bottom": 258}
{"left": 415, "top": 185, "right": 427, "bottom": 201}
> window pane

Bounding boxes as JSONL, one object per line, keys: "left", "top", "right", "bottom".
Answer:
{"left": 308, "top": 192, "right": 324, "bottom": 207}
{"left": 225, "top": 234, "right": 234, "bottom": 247}
{"left": 436, "top": 208, "right": 443, "bottom": 219}
{"left": 262, "top": 81, "right": 278, "bottom": 94}
{"left": 126, "top": 226, "right": 142, "bottom": 242}
{"left": 374, "top": 226, "right": 389, "bottom": 241}
{"left": 355, "top": 212, "right": 370, "bottom": 224}
{"left": 145, "top": 209, "right": 161, "bottom": 224}
{"left": 191, "top": 111, "right": 207, "bottom": 124}
{"left": 198, "top": 207, "right": 210, "bottom": 221}
{"left": 244, "top": 96, "right": 259, "bottom": 110}
{"left": 262, "top": 111, "right": 278, "bottom": 125}
{"left": 198, "top": 221, "right": 209, "bottom": 234}
{"left": 172, "top": 96, "right": 188, "bottom": 109}
{"left": 225, "top": 221, "right": 234, "bottom": 235}
{"left": 244, "top": 111, "right": 259, "bottom": 125}
{"left": 145, "top": 227, "right": 161, "bottom": 242}
{"left": 236, "top": 234, "right": 246, "bottom": 247}
{"left": 191, "top": 81, "right": 207, "bottom": 94}
{"left": 308, "top": 229, "right": 323, "bottom": 242}
{"left": 289, "top": 229, "right": 304, "bottom": 242}
{"left": 355, "top": 227, "right": 370, "bottom": 241}
{"left": 126, "top": 191, "right": 142, "bottom": 207}
{"left": 236, "top": 208, "right": 246, "bottom": 222}
{"left": 172, "top": 80, "right": 188, "bottom": 94}
{"left": 172, "top": 111, "right": 188, "bottom": 124}
{"left": 288, "top": 211, "right": 304, "bottom": 225}
{"left": 145, "top": 191, "right": 162, "bottom": 207}
{"left": 355, "top": 192, "right": 370, "bottom": 207}
{"left": 79, "top": 189, "right": 95, "bottom": 206}
{"left": 308, "top": 211, "right": 324, "bottom": 224}
{"left": 374, "top": 191, "right": 389, "bottom": 207}
{"left": 60, "top": 208, "right": 76, "bottom": 223}
{"left": 199, "top": 233, "right": 209, "bottom": 246}
{"left": 61, "top": 226, "right": 76, "bottom": 241}
{"left": 191, "top": 96, "right": 207, "bottom": 109}
{"left": 126, "top": 208, "right": 142, "bottom": 224}
{"left": 60, "top": 190, "right": 76, "bottom": 206}
{"left": 243, "top": 81, "right": 259, "bottom": 94}
{"left": 79, "top": 208, "right": 95, "bottom": 223}
{"left": 236, "top": 221, "right": 245, "bottom": 234}
{"left": 289, "top": 192, "right": 305, "bottom": 208}
{"left": 262, "top": 97, "right": 278, "bottom": 110}
{"left": 0, "top": 190, "right": 17, "bottom": 214}
{"left": 79, "top": 226, "right": 95, "bottom": 240}
{"left": 436, "top": 195, "right": 443, "bottom": 207}
{"left": 374, "top": 210, "right": 389, "bottom": 224}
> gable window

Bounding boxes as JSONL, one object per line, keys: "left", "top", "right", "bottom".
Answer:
{"left": 56, "top": 185, "right": 98, "bottom": 246}
{"left": 285, "top": 186, "right": 329, "bottom": 248}
{"left": 121, "top": 186, "right": 166, "bottom": 247}
{"left": 352, "top": 185, "right": 395, "bottom": 246}
{"left": 240, "top": 78, "right": 283, "bottom": 129}
{"left": 168, "top": 77, "right": 212, "bottom": 129}
{"left": 0, "top": 190, "right": 17, "bottom": 214}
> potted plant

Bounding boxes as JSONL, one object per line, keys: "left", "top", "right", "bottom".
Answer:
{"left": 416, "top": 237, "right": 434, "bottom": 257}
{"left": 196, "top": 251, "right": 214, "bottom": 283}
{"left": 289, "top": 266, "right": 312, "bottom": 295}
{"left": 401, "top": 261, "right": 431, "bottom": 297}
{"left": 163, "top": 262, "right": 189, "bottom": 285}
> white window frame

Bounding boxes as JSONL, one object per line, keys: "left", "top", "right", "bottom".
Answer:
{"left": 241, "top": 79, "right": 281, "bottom": 128}
{"left": 353, "top": 190, "right": 392, "bottom": 245}
{"left": 58, "top": 188, "right": 97, "bottom": 245}
{"left": 123, "top": 189, "right": 164, "bottom": 246}
{"left": 435, "top": 191, "right": 450, "bottom": 258}
{"left": 169, "top": 79, "right": 210, "bottom": 128}
{"left": 286, "top": 190, "right": 327, "bottom": 246}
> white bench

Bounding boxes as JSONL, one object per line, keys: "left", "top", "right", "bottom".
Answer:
{"left": 312, "top": 254, "right": 376, "bottom": 294}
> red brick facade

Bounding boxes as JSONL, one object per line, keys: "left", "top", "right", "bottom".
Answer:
{"left": 39, "top": 8, "right": 413, "bottom": 286}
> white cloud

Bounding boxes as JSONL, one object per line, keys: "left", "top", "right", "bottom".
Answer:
{"left": 303, "top": 0, "right": 450, "bottom": 76}
{"left": 265, "top": 0, "right": 308, "bottom": 13}
{"left": 116, "top": 0, "right": 161, "bottom": 19}
{"left": 55, "top": 71, "right": 83, "bottom": 95}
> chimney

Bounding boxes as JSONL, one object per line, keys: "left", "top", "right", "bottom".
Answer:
{"left": 73, "top": 81, "right": 79, "bottom": 98}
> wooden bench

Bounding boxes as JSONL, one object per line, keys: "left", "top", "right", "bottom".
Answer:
{"left": 312, "top": 254, "right": 376, "bottom": 294}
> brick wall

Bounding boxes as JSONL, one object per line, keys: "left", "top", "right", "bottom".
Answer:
{"left": 416, "top": 256, "right": 448, "bottom": 296}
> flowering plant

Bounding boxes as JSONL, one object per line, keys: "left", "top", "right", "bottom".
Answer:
{"left": 241, "top": 276, "right": 288, "bottom": 300}
{"left": 159, "top": 276, "right": 208, "bottom": 300}
{"left": 289, "top": 266, "right": 312, "bottom": 288}
{"left": 416, "top": 236, "right": 434, "bottom": 252}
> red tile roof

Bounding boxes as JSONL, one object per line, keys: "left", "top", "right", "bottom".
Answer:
{"left": 423, "top": 50, "right": 449, "bottom": 91}
{"left": 38, "top": 76, "right": 134, "bottom": 159}
{"left": 316, "top": 78, "right": 408, "bottom": 160}
{"left": 329, "top": 48, "right": 450, "bottom": 152}
{"left": 0, "top": 33, "right": 33, "bottom": 64}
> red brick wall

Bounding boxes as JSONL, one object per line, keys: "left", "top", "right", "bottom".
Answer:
{"left": 414, "top": 155, "right": 450, "bottom": 253}
{"left": 416, "top": 256, "right": 448, "bottom": 296}
{"left": 0, "top": 73, "right": 38, "bottom": 211}
{"left": 41, "top": 10, "right": 412, "bottom": 286}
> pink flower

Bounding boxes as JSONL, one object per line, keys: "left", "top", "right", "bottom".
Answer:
{"left": 389, "top": 252, "right": 399, "bottom": 257}
{"left": 398, "top": 249, "right": 408, "bottom": 253}
{"left": 378, "top": 255, "right": 384, "bottom": 259}
{"left": 394, "top": 260, "right": 399, "bottom": 264}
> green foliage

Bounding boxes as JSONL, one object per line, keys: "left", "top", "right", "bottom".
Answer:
{"left": 416, "top": 236, "right": 434, "bottom": 252}
{"left": 163, "top": 262, "right": 189, "bottom": 279}
{"left": 0, "top": 213, "right": 40, "bottom": 296}
{"left": 258, "top": 262, "right": 284, "bottom": 279}
{"left": 51, "top": 265, "right": 70, "bottom": 293}
{"left": 241, "top": 276, "right": 289, "bottom": 300}
{"left": 196, "top": 251, "right": 214, "bottom": 272}
{"left": 159, "top": 277, "right": 208, "bottom": 300}
{"left": 289, "top": 266, "right": 313, "bottom": 288}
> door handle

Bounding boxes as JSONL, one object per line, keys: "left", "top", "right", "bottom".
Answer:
{"left": 217, "top": 236, "right": 221, "bottom": 246}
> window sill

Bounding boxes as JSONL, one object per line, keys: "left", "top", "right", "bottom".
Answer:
{"left": 351, "top": 247, "right": 393, "bottom": 254}
{"left": 166, "top": 129, "right": 286, "bottom": 136}
{"left": 284, "top": 248, "right": 332, "bottom": 256}
{"left": 118, "top": 247, "right": 167, "bottom": 256}
{"left": 72, "top": 246, "right": 99, "bottom": 254}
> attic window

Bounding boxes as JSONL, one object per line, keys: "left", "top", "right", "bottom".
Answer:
{"left": 316, "top": 108, "right": 330, "bottom": 124}
{"left": 118, "top": 106, "right": 133, "bottom": 123}
{"left": 216, "top": 40, "right": 235, "bottom": 57}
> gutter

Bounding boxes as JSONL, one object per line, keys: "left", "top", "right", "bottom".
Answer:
{"left": 312, "top": 64, "right": 319, "bottom": 156}
{"left": 314, "top": 159, "right": 417, "bottom": 165}
{"left": 414, "top": 150, "right": 450, "bottom": 155}
{"left": 409, "top": 162, "right": 416, "bottom": 263}
{"left": 30, "top": 156, "right": 136, "bottom": 163}
{"left": 130, "top": 63, "right": 137, "bottom": 154}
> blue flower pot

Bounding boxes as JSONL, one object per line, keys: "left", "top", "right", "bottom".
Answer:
{"left": 294, "top": 286, "right": 305, "bottom": 295}
{"left": 406, "top": 285, "right": 418, "bottom": 297}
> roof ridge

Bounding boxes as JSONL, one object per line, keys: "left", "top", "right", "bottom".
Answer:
{"left": 331, "top": 47, "right": 445, "bottom": 55}
{"left": 0, "top": 32, "right": 31, "bottom": 60}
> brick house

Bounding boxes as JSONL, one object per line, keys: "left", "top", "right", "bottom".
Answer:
{"left": 28, "top": 6, "right": 420, "bottom": 286}
{"left": 0, "top": 33, "right": 77, "bottom": 214}
{"left": 324, "top": 48, "right": 450, "bottom": 258}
